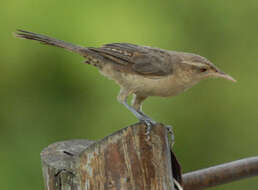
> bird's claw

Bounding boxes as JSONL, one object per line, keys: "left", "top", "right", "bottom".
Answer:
{"left": 141, "top": 119, "right": 156, "bottom": 136}
{"left": 136, "top": 111, "right": 156, "bottom": 136}
{"left": 165, "top": 125, "right": 175, "bottom": 145}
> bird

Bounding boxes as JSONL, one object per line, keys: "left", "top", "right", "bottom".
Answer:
{"left": 14, "top": 30, "right": 236, "bottom": 132}
{"left": 15, "top": 30, "right": 235, "bottom": 190}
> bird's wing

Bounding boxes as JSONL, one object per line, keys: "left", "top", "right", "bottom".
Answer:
{"left": 88, "top": 43, "right": 173, "bottom": 77}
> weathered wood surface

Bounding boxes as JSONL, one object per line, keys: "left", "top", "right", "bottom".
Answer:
{"left": 41, "top": 139, "right": 95, "bottom": 190}
{"left": 41, "top": 122, "right": 258, "bottom": 190}
{"left": 41, "top": 123, "right": 175, "bottom": 190}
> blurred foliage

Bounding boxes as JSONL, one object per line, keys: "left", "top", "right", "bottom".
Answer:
{"left": 1, "top": 0, "right": 258, "bottom": 189}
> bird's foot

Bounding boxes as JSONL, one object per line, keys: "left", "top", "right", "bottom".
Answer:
{"left": 138, "top": 111, "right": 174, "bottom": 142}
{"left": 130, "top": 112, "right": 155, "bottom": 133}
{"left": 165, "top": 125, "right": 175, "bottom": 146}
{"left": 141, "top": 118, "right": 156, "bottom": 136}
{"left": 121, "top": 101, "right": 168, "bottom": 137}
{"left": 137, "top": 111, "right": 157, "bottom": 135}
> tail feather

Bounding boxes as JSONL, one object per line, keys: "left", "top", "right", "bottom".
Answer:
{"left": 14, "top": 29, "right": 109, "bottom": 68}
{"left": 14, "top": 29, "right": 85, "bottom": 55}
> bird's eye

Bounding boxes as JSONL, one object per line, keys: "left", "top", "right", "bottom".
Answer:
{"left": 200, "top": 68, "right": 207, "bottom": 72}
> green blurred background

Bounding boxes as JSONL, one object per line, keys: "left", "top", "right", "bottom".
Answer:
{"left": 1, "top": 0, "right": 258, "bottom": 189}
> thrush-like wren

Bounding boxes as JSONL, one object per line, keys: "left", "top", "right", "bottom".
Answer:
{"left": 15, "top": 30, "right": 236, "bottom": 131}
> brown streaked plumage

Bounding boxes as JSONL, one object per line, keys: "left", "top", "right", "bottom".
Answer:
{"left": 14, "top": 30, "right": 236, "bottom": 129}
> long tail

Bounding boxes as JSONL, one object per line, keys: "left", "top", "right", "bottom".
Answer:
{"left": 14, "top": 29, "right": 86, "bottom": 56}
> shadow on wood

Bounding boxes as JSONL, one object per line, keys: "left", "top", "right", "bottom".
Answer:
{"left": 41, "top": 123, "right": 175, "bottom": 190}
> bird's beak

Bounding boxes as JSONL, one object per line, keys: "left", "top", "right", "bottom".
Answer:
{"left": 213, "top": 70, "right": 237, "bottom": 82}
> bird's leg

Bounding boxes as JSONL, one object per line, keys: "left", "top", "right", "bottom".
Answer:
{"left": 118, "top": 90, "right": 154, "bottom": 133}
{"left": 131, "top": 95, "right": 157, "bottom": 135}
{"left": 131, "top": 95, "right": 153, "bottom": 120}
{"left": 122, "top": 101, "right": 152, "bottom": 122}
{"left": 132, "top": 94, "right": 175, "bottom": 143}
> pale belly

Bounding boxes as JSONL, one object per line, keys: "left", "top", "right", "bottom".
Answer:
{"left": 100, "top": 64, "right": 197, "bottom": 97}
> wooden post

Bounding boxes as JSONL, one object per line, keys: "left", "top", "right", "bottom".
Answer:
{"left": 41, "top": 123, "right": 175, "bottom": 190}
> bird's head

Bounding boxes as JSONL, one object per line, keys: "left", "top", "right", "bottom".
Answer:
{"left": 180, "top": 53, "right": 236, "bottom": 83}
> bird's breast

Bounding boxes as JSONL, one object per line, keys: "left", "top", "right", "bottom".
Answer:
{"left": 100, "top": 64, "right": 196, "bottom": 97}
